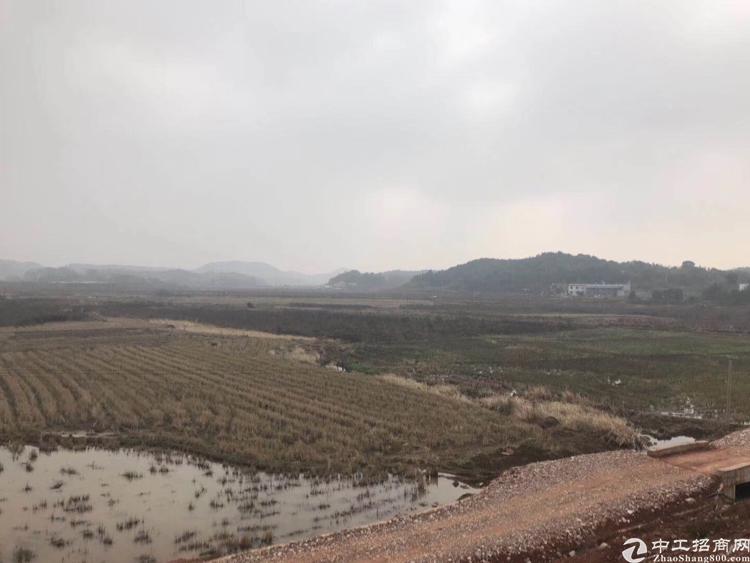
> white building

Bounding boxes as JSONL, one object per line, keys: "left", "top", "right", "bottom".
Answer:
{"left": 740, "top": 283, "right": 749, "bottom": 292}
{"left": 568, "top": 282, "right": 631, "bottom": 298}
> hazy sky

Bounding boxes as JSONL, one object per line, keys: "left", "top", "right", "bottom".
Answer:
{"left": 2, "top": 1, "right": 749, "bottom": 272}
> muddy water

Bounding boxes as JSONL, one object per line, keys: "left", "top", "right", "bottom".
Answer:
{"left": 0, "top": 446, "right": 477, "bottom": 563}
{"left": 646, "top": 435, "right": 696, "bottom": 448}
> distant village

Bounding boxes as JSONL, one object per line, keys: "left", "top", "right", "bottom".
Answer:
{"left": 562, "top": 281, "right": 749, "bottom": 300}
{"left": 566, "top": 282, "right": 631, "bottom": 298}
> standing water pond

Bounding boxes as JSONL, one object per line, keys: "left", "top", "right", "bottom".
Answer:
{"left": 0, "top": 445, "right": 476, "bottom": 562}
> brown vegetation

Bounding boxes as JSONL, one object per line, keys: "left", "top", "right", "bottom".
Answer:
{"left": 0, "top": 321, "right": 543, "bottom": 476}
{"left": 382, "top": 375, "right": 640, "bottom": 449}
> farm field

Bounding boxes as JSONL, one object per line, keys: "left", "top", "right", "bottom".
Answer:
{"left": 0, "top": 312, "right": 645, "bottom": 561}
{"left": 0, "top": 297, "right": 747, "bottom": 561}
{"left": 0, "top": 319, "right": 567, "bottom": 478}
{"left": 95, "top": 296, "right": 750, "bottom": 427}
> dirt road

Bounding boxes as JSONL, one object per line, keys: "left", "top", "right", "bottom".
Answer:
{"left": 221, "top": 449, "right": 716, "bottom": 563}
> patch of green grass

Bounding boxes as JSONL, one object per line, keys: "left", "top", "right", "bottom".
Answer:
{"left": 342, "top": 328, "right": 750, "bottom": 419}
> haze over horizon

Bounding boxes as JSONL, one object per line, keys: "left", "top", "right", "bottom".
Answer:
{"left": 0, "top": 252, "right": 747, "bottom": 277}
{"left": 2, "top": 1, "right": 749, "bottom": 273}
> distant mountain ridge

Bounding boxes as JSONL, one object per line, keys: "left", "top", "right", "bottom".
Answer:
{"left": 0, "top": 259, "right": 43, "bottom": 281}
{"left": 197, "top": 261, "right": 343, "bottom": 287}
{"left": 327, "top": 269, "right": 425, "bottom": 291}
{"left": 3, "top": 254, "right": 748, "bottom": 293}
{"left": 407, "top": 252, "right": 746, "bottom": 293}
{"left": 0, "top": 259, "right": 344, "bottom": 288}
{"left": 21, "top": 265, "right": 263, "bottom": 290}
{"left": 67, "top": 263, "right": 169, "bottom": 273}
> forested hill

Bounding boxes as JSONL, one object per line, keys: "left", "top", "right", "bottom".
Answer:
{"left": 407, "top": 252, "right": 741, "bottom": 293}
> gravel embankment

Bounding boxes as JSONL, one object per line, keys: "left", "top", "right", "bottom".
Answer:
{"left": 221, "top": 450, "right": 714, "bottom": 563}
{"left": 714, "top": 427, "right": 750, "bottom": 449}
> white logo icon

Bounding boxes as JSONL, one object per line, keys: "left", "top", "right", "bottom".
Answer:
{"left": 622, "top": 538, "right": 648, "bottom": 563}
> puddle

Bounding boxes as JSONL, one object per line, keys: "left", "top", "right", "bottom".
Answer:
{"left": 646, "top": 435, "right": 696, "bottom": 449}
{"left": 0, "top": 445, "right": 476, "bottom": 562}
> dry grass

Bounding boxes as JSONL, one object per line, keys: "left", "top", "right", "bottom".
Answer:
{"left": 481, "top": 389, "right": 640, "bottom": 448}
{"left": 0, "top": 322, "right": 529, "bottom": 476}
{"left": 378, "top": 374, "right": 471, "bottom": 403}
{"left": 147, "top": 318, "right": 314, "bottom": 341}
{"left": 380, "top": 377, "right": 639, "bottom": 449}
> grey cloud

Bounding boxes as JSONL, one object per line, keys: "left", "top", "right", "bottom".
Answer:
{"left": 1, "top": 0, "right": 749, "bottom": 271}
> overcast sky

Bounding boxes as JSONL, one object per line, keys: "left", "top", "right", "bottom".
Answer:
{"left": 1, "top": 1, "right": 749, "bottom": 273}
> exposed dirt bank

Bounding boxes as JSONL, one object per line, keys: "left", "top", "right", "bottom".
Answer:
{"left": 219, "top": 449, "right": 715, "bottom": 562}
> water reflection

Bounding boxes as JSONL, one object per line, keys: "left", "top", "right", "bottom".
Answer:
{"left": 0, "top": 445, "right": 477, "bottom": 562}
